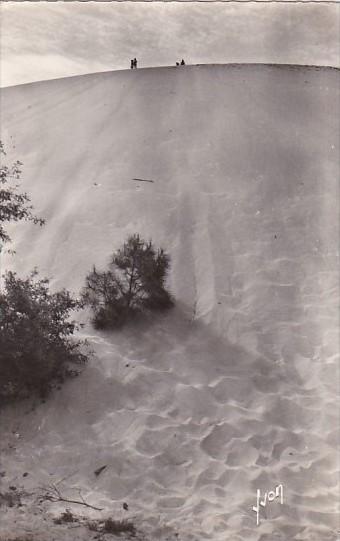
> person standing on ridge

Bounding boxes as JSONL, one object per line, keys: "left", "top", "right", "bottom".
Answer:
{"left": 133, "top": 58, "right": 138, "bottom": 69}
{"left": 181, "top": 59, "right": 185, "bottom": 65}
{"left": 130, "top": 59, "right": 134, "bottom": 69}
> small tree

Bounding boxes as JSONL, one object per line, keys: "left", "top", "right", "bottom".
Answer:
{"left": 0, "top": 270, "right": 88, "bottom": 404}
{"left": 0, "top": 141, "right": 44, "bottom": 244}
{"left": 83, "top": 234, "right": 173, "bottom": 329}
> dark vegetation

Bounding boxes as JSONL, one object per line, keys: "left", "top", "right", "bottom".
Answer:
{"left": 0, "top": 148, "right": 165, "bottom": 538}
{"left": 88, "top": 517, "right": 137, "bottom": 536}
{"left": 0, "top": 489, "right": 23, "bottom": 508}
{"left": 102, "top": 518, "right": 137, "bottom": 536}
{"left": 0, "top": 142, "right": 87, "bottom": 405}
{"left": 0, "top": 141, "right": 44, "bottom": 244}
{"left": 82, "top": 233, "right": 173, "bottom": 329}
{"left": 53, "top": 508, "right": 137, "bottom": 537}
{"left": 0, "top": 271, "right": 87, "bottom": 404}
{"left": 0, "top": 142, "right": 173, "bottom": 407}
{"left": 53, "top": 509, "right": 77, "bottom": 524}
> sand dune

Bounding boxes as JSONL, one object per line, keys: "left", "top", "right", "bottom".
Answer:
{"left": 0, "top": 64, "right": 339, "bottom": 540}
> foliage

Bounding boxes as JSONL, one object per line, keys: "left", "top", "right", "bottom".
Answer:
{"left": 0, "top": 270, "right": 87, "bottom": 404}
{"left": 82, "top": 234, "right": 173, "bottom": 329}
{"left": 0, "top": 141, "right": 44, "bottom": 244}
{"left": 87, "top": 517, "right": 137, "bottom": 536}
{"left": 102, "top": 518, "right": 137, "bottom": 536}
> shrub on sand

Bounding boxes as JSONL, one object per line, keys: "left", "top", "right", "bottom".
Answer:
{"left": 0, "top": 270, "right": 87, "bottom": 405}
{"left": 82, "top": 234, "right": 173, "bottom": 329}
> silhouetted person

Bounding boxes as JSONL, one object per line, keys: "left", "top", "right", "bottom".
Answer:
{"left": 181, "top": 59, "right": 185, "bottom": 66}
{"left": 130, "top": 59, "right": 134, "bottom": 69}
{"left": 176, "top": 62, "right": 180, "bottom": 66}
{"left": 133, "top": 58, "right": 138, "bottom": 69}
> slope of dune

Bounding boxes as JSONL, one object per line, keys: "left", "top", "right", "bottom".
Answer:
{"left": 0, "top": 64, "right": 339, "bottom": 541}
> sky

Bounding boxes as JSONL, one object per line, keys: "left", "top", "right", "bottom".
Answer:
{"left": 1, "top": 1, "right": 339, "bottom": 87}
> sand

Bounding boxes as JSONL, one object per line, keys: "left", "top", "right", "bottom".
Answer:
{"left": 0, "top": 64, "right": 339, "bottom": 540}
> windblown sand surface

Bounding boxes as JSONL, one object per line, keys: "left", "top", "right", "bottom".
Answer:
{"left": 0, "top": 64, "right": 339, "bottom": 540}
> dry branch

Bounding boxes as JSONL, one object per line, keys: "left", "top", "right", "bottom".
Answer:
{"left": 40, "top": 483, "right": 103, "bottom": 512}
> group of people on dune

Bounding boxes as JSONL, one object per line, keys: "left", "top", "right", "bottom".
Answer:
{"left": 130, "top": 58, "right": 186, "bottom": 69}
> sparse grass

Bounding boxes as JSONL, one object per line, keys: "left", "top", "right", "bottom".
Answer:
{"left": 87, "top": 520, "right": 100, "bottom": 532}
{"left": 102, "top": 517, "right": 137, "bottom": 536}
{"left": 0, "top": 490, "right": 22, "bottom": 508}
{"left": 53, "top": 508, "right": 77, "bottom": 524}
{"left": 87, "top": 517, "right": 137, "bottom": 537}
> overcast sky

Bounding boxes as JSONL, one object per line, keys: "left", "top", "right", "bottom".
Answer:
{"left": 1, "top": 2, "right": 339, "bottom": 87}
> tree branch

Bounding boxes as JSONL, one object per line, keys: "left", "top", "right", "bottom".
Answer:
{"left": 40, "top": 484, "right": 103, "bottom": 512}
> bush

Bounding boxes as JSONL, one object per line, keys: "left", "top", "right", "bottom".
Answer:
{"left": 0, "top": 270, "right": 88, "bottom": 404}
{"left": 87, "top": 517, "right": 137, "bottom": 536}
{"left": 82, "top": 234, "right": 173, "bottom": 329}
{"left": 0, "top": 141, "right": 44, "bottom": 245}
{"left": 102, "top": 518, "right": 136, "bottom": 536}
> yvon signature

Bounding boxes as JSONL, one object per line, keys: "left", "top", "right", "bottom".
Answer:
{"left": 252, "top": 484, "right": 283, "bottom": 526}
